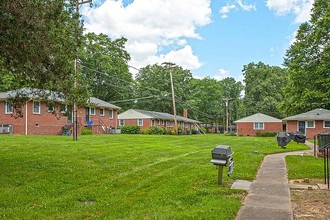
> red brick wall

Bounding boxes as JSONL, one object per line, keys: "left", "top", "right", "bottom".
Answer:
{"left": 286, "top": 120, "right": 330, "bottom": 139}
{"left": 0, "top": 100, "right": 118, "bottom": 135}
{"left": 236, "top": 122, "right": 282, "bottom": 136}
{"left": 119, "top": 118, "right": 152, "bottom": 130}
{"left": 118, "top": 118, "right": 194, "bottom": 132}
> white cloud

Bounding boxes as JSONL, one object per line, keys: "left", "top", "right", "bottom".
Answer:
{"left": 213, "top": 68, "right": 230, "bottom": 81}
{"left": 82, "top": 0, "right": 211, "bottom": 73}
{"left": 266, "top": 0, "right": 314, "bottom": 23}
{"left": 219, "top": 1, "right": 256, "bottom": 19}
{"left": 158, "top": 45, "right": 203, "bottom": 70}
{"left": 220, "top": 4, "right": 236, "bottom": 14}
{"left": 237, "top": 0, "right": 256, "bottom": 11}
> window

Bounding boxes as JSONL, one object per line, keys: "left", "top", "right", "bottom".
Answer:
{"left": 170, "top": 121, "right": 174, "bottom": 127}
{"left": 90, "top": 107, "right": 95, "bottom": 115}
{"left": 254, "top": 122, "right": 264, "bottom": 130}
{"left": 33, "top": 101, "right": 41, "bottom": 114}
{"left": 119, "top": 119, "right": 125, "bottom": 126}
{"left": 324, "top": 121, "right": 330, "bottom": 128}
{"left": 109, "top": 109, "right": 113, "bottom": 119}
{"left": 60, "top": 104, "right": 67, "bottom": 113}
{"left": 306, "top": 121, "right": 315, "bottom": 128}
{"left": 138, "top": 119, "right": 143, "bottom": 126}
{"left": 47, "top": 103, "right": 54, "bottom": 112}
{"left": 5, "top": 100, "right": 13, "bottom": 114}
{"left": 100, "top": 108, "right": 104, "bottom": 116}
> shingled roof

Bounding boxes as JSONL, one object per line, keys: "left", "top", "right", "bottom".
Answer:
{"left": 234, "top": 113, "right": 282, "bottom": 123}
{"left": 118, "top": 109, "right": 200, "bottom": 123}
{"left": 0, "top": 88, "right": 120, "bottom": 109}
{"left": 282, "top": 108, "right": 330, "bottom": 121}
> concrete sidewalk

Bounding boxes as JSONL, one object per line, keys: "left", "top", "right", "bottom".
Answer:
{"left": 235, "top": 144, "right": 313, "bottom": 220}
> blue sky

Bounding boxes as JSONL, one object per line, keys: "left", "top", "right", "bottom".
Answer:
{"left": 82, "top": 0, "right": 314, "bottom": 81}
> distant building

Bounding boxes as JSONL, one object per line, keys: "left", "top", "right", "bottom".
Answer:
{"left": 118, "top": 109, "right": 200, "bottom": 133}
{"left": 0, "top": 88, "right": 120, "bottom": 135}
{"left": 234, "top": 113, "right": 282, "bottom": 136}
{"left": 283, "top": 108, "right": 330, "bottom": 139}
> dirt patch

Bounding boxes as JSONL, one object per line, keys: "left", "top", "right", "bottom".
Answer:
{"left": 290, "top": 179, "right": 330, "bottom": 220}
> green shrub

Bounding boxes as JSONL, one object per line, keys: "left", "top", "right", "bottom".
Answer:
{"left": 120, "top": 125, "right": 141, "bottom": 134}
{"left": 168, "top": 129, "right": 176, "bottom": 135}
{"left": 225, "top": 131, "right": 236, "bottom": 136}
{"left": 143, "top": 126, "right": 164, "bottom": 135}
{"left": 178, "top": 126, "right": 183, "bottom": 135}
{"left": 256, "top": 131, "right": 262, "bottom": 137}
{"left": 261, "top": 132, "right": 277, "bottom": 137}
{"left": 81, "top": 127, "right": 93, "bottom": 135}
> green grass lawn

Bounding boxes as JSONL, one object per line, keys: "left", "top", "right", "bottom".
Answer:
{"left": 287, "top": 155, "right": 325, "bottom": 180}
{"left": 0, "top": 134, "right": 309, "bottom": 219}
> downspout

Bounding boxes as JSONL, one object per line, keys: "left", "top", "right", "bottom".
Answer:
{"left": 25, "top": 99, "right": 32, "bottom": 135}
{"left": 115, "top": 109, "right": 118, "bottom": 131}
{"left": 25, "top": 100, "right": 28, "bottom": 135}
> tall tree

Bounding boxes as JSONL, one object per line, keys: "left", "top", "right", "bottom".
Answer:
{"left": 220, "top": 77, "right": 243, "bottom": 123}
{"left": 79, "top": 33, "right": 133, "bottom": 108}
{"left": 282, "top": 0, "right": 330, "bottom": 115}
{"left": 242, "top": 62, "right": 287, "bottom": 118}
{"left": 186, "top": 77, "right": 223, "bottom": 123}
{"left": 0, "top": 0, "right": 87, "bottom": 103}
{"left": 134, "top": 64, "right": 193, "bottom": 115}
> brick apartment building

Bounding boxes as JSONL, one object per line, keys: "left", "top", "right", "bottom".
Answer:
{"left": 0, "top": 88, "right": 120, "bottom": 135}
{"left": 234, "top": 113, "right": 282, "bottom": 136}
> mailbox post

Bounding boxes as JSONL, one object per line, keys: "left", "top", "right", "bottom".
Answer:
{"left": 210, "top": 145, "right": 234, "bottom": 186}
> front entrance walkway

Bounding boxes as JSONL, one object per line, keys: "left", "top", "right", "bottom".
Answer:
{"left": 235, "top": 144, "right": 313, "bottom": 220}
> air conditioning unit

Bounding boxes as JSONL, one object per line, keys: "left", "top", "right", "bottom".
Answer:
{"left": 0, "top": 124, "right": 13, "bottom": 134}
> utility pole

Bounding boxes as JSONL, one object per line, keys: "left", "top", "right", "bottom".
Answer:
{"left": 162, "top": 62, "right": 178, "bottom": 135}
{"left": 223, "top": 97, "right": 232, "bottom": 133}
{"left": 73, "top": 0, "right": 92, "bottom": 141}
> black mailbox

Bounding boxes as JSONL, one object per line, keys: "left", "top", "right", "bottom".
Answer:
{"left": 210, "top": 145, "right": 234, "bottom": 166}
{"left": 210, "top": 145, "right": 234, "bottom": 185}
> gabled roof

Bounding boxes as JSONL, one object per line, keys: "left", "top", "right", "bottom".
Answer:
{"left": 0, "top": 88, "right": 120, "bottom": 109}
{"left": 234, "top": 113, "right": 282, "bottom": 123}
{"left": 282, "top": 108, "right": 330, "bottom": 121}
{"left": 0, "top": 88, "right": 65, "bottom": 102}
{"left": 89, "top": 97, "right": 120, "bottom": 110}
{"left": 118, "top": 109, "right": 201, "bottom": 123}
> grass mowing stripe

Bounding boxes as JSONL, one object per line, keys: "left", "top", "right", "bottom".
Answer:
{"left": 0, "top": 134, "right": 309, "bottom": 219}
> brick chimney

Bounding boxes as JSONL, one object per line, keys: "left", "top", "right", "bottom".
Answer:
{"left": 183, "top": 109, "right": 188, "bottom": 118}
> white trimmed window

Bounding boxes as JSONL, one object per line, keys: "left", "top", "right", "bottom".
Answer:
{"left": 324, "top": 121, "right": 330, "bottom": 128}
{"left": 47, "top": 103, "right": 54, "bottom": 112}
{"left": 306, "top": 121, "right": 315, "bottom": 128}
{"left": 5, "top": 100, "right": 13, "bottom": 114}
{"left": 60, "top": 104, "right": 67, "bottom": 113}
{"left": 33, "top": 101, "right": 41, "bottom": 114}
{"left": 109, "top": 109, "right": 113, "bottom": 119}
{"left": 100, "top": 108, "right": 105, "bottom": 116}
{"left": 90, "top": 107, "right": 95, "bottom": 115}
{"left": 170, "top": 121, "right": 174, "bottom": 127}
{"left": 254, "top": 122, "right": 264, "bottom": 130}
{"left": 138, "top": 119, "right": 143, "bottom": 126}
{"left": 119, "top": 119, "right": 125, "bottom": 126}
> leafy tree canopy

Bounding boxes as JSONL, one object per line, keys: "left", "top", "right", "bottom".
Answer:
{"left": 242, "top": 62, "right": 287, "bottom": 118}
{"left": 134, "top": 64, "right": 193, "bottom": 114}
{"left": 79, "top": 33, "right": 134, "bottom": 109}
{"left": 0, "top": 0, "right": 88, "bottom": 105}
{"left": 282, "top": 0, "right": 330, "bottom": 115}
